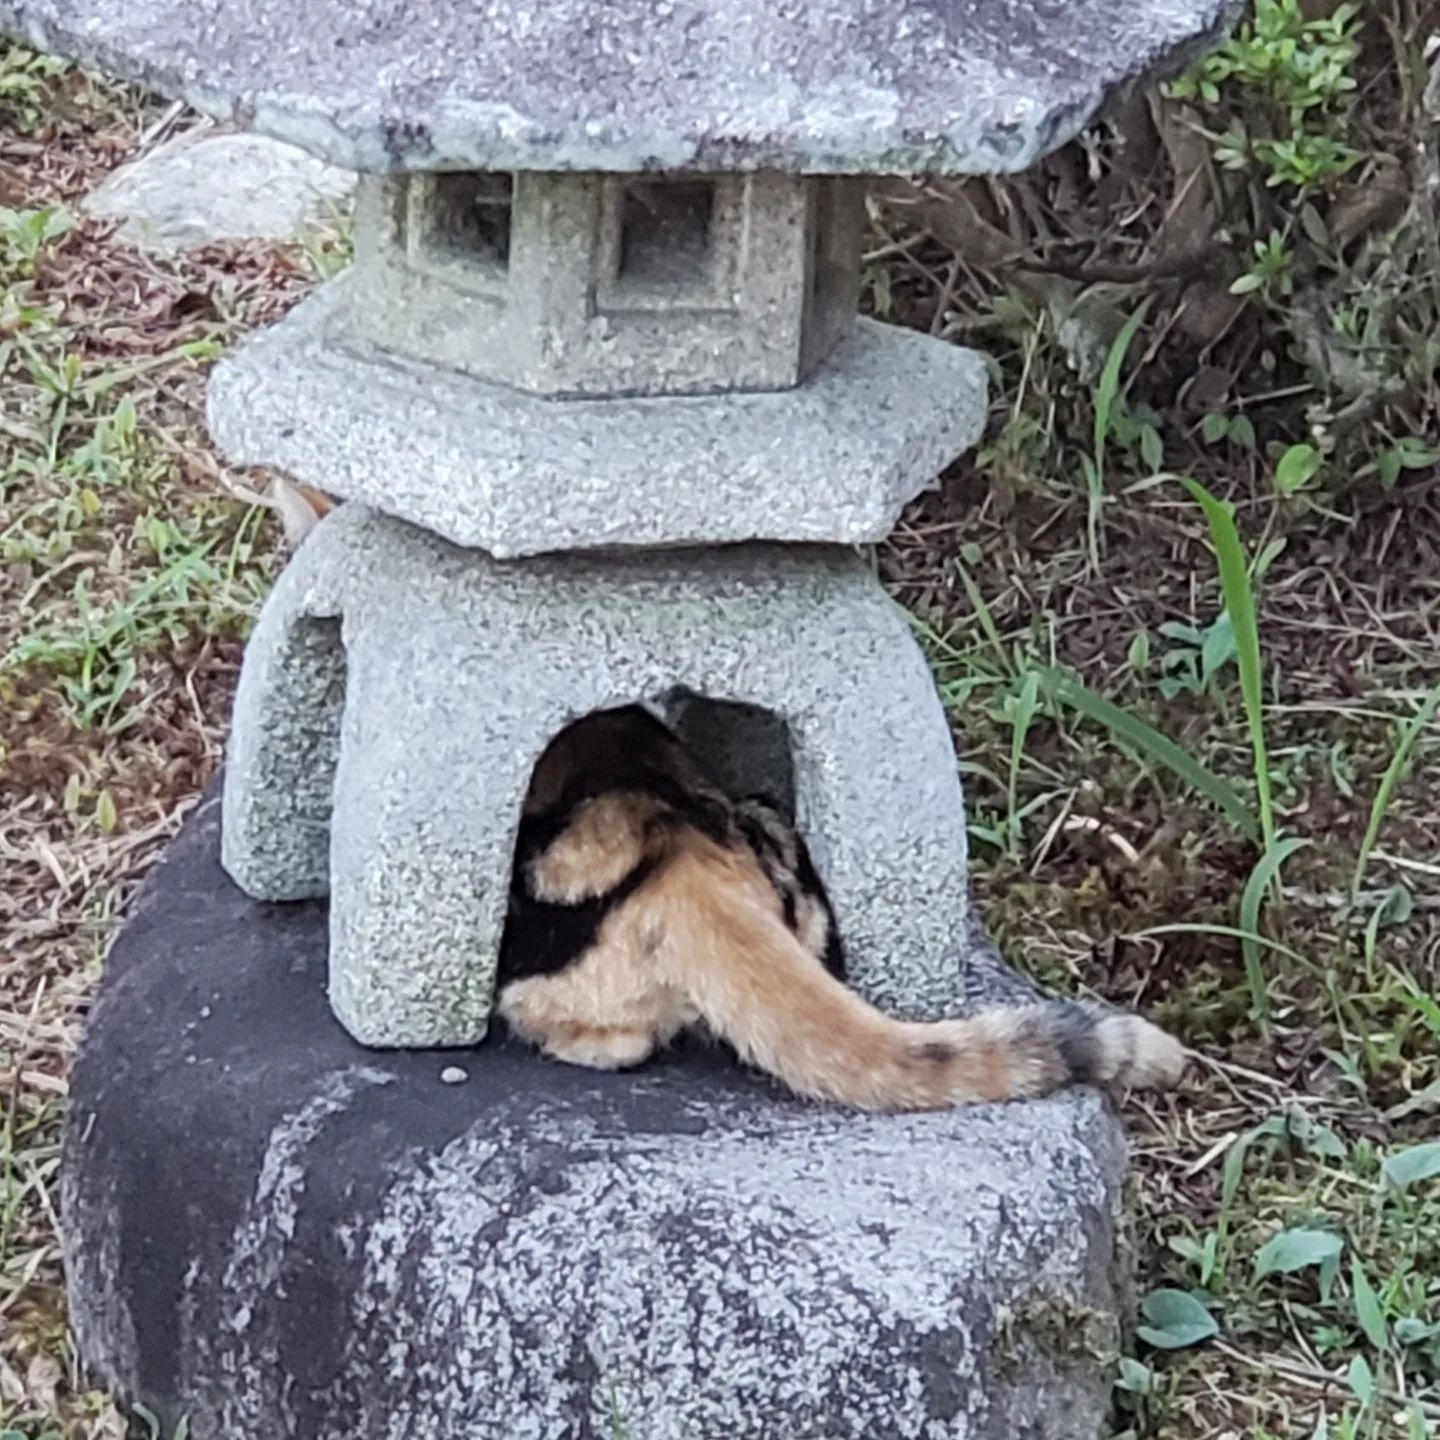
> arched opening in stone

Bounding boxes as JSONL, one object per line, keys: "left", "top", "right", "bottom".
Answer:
{"left": 519, "top": 691, "right": 795, "bottom": 825}
{"left": 501, "top": 692, "right": 832, "bottom": 990}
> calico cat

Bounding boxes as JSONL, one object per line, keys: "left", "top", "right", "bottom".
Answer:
{"left": 496, "top": 704, "right": 1186, "bottom": 1112}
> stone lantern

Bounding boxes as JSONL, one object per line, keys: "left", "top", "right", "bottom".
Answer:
{"left": 3, "top": 0, "right": 1230, "bottom": 1435}
{"left": 208, "top": 166, "right": 986, "bottom": 1045}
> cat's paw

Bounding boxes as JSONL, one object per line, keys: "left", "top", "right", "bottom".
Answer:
{"left": 544, "top": 1025, "right": 656, "bottom": 1071}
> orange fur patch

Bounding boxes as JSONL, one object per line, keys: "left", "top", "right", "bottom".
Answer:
{"left": 526, "top": 792, "right": 658, "bottom": 903}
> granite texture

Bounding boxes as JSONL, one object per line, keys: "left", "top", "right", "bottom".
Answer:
{"left": 223, "top": 505, "right": 972, "bottom": 1046}
{"left": 2, "top": 0, "right": 1233, "bottom": 176}
{"left": 66, "top": 791, "right": 1129, "bottom": 1440}
{"left": 84, "top": 130, "right": 353, "bottom": 254}
{"left": 346, "top": 172, "right": 863, "bottom": 397}
{"left": 207, "top": 279, "right": 988, "bottom": 555}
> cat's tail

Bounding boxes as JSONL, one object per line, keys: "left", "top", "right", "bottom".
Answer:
{"left": 649, "top": 837, "right": 1186, "bottom": 1112}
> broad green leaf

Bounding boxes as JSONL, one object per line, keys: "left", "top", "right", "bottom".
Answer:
{"left": 1395, "top": 1317, "right": 1437, "bottom": 1345}
{"left": 1140, "top": 423, "right": 1165, "bottom": 472}
{"left": 1346, "top": 1353, "right": 1374, "bottom": 1406}
{"left": 1303, "top": 1124, "right": 1347, "bottom": 1163}
{"left": 1351, "top": 1259, "right": 1387, "bottom": 1351}
{"left": 1114, "top": 1357, "right": 1155, "bottom": 1394}
{"left": 1253, "top": 1226, "right": 1343, "bottom": 1280}
{"left": 1168, "top": 1235, "right": 1208, "bottom": 1265}
{"left": 1253, "top": 535, "right": 1287, "bottom": 581}
{"left": 1377, "top": 885, "right": 1413, "bottom": 926}
{"left": 1159, "top": 620, "right": 1205, "bottom": 645}
{"left": 1285, "top": 1107, "right": 1347, "bottom": 1162}
{"left": 1382, "top": 1141, "right": 1440, "bottom": 1192}
{"left": 1200, "top": 611, "right": 1237, "bottom": 680}
{"left": 1274, "top": 442, "right": 1321, "bottom": 494}
{"left": 1136, "top": 1288, "right": 1219, "bottom": 1350}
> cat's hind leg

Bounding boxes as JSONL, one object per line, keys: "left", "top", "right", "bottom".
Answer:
{"left": 497, "top": 915, "right": 689, "bottom": 1072}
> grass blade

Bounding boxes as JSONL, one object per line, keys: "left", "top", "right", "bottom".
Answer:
{"left": 1349, "top": 681, "right": 1440, "bottom": 905}
{"left": 1085, "top": 300, "right": 1151, "bottom": 573}
{"left": 1239, "top": 836, "right": 1309, "bottom": 1020}
{"left": 1093, "top": 300, "right": 1152, "bottom": 478}
{"left": 1006, "top": 672, "right": 1040, "bottom": 855}
{"left": 1034, "top": 668, "right": 1257, "bottom": 839}
{"left": 953, "top": 560, "right": 1012, "bottom": 675}
{"left": 1131, "top": 922, "right": 1311, "bottom": 968}
{"left": 1178, "top": 477, "right": 1274, "bottom": 850}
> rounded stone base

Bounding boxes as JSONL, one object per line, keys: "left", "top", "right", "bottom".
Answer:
{"left": 64, "top": 793, "right": 1130, "bottom": 1439}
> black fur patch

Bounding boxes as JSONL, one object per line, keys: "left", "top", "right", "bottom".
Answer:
{"left": 780, "top": 889, "right": 798, "bottom": 931}
{"left": 913, "top": 1040, "right": 957, "bottom": 1064}
{"left": 497, "top": 858, "right": 657, "bottom": 983}
{"left": 792, "top": 835, "right": 846, "bottom": 980}
{"left": 819, "top": 917, "right": 846, "bottom": 981}
{"left": 1047, "top": 1001, "right": 1102, "bottom": 1081}
{"left": 735, "top": 806, "right": 785, "bottom": 865}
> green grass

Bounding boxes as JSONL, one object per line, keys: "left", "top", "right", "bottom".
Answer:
{"left": 0, "top": 53, "right": 294, "bottom": 1440}
{"left": 879, "top": 4, "right": 1440, "bottom": 1421}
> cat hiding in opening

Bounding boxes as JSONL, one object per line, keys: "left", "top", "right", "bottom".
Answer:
{"left": 496, "top": 704, "right": 1186, "bottom": 1111}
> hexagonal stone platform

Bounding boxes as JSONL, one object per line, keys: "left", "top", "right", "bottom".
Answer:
{"left": 206, "top": 279, "right": 988, "bottom": 553}
{"left": 64, "top": 791, "right": 1133, "bottom": 1440}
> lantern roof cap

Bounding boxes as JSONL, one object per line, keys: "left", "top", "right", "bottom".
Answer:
{"left": 3, "top": 0, "right": 1230, "bottom": 177}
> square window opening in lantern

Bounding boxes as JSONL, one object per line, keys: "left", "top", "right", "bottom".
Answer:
{"left": 617, "top": 180, "right": 717, "bottom": 292}
{"left": 426, "top": 172, "right": 514, "bottom": 273}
